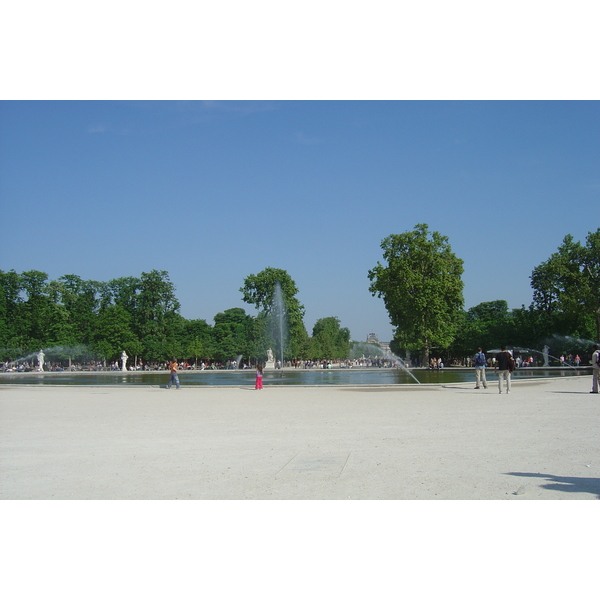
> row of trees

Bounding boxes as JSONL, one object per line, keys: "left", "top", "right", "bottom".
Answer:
{"left": 368, "top": 225, "right": 599, "bottom": 362}
{"left": 0, "top": 268, "right": 350, "bottom": 366}
{"left": 2, "top": 226, "right": 598, "bottom": 367}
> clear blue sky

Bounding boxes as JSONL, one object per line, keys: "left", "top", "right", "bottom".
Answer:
{"left": 1, "top": 100, "right": 598, "bottom": 341}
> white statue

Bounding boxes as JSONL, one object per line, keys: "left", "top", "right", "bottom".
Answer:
{"left": 267, "top": 348, "right": 274, "bottom": 363}
{"left": 542, "top": 345, "right": 550, "bottom": 367}
{"left": 37, "top": 350, "right": 45, "bottom": 371}
{"left": 121, "top": 351, "right": 128, "bottom": 372}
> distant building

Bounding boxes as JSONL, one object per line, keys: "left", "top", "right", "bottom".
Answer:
{"left": 366, "top": 333, "right": 390, "bottom": 354}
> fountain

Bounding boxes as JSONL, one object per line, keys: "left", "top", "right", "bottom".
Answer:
{"left": 548, "top": 334, "right": 598, "bottom": 348}
{"left": 381, "top": 347, "right": 421, "bottom": 384}
{"left": 269, "top": 282, "right": 287, "bottom": 374}
{"left": 2, "top": 344, "right": 93, "bottom": 372}
{"left": 348, "top": 340, "right": 420, "bottom": 384}
{"left": 542, "top": 345, "right": 550, "bottom": 367}
{"left": 4, "top": 350, "right": 38, "bottom": 371}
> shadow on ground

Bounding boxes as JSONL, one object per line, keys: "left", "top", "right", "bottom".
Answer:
{"left": 506, "top": 472, "right": 600, "bottom": 498}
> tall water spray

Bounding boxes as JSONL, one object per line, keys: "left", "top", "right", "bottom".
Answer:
{"left": 4, "top": 344, "right": 92, "bottom": 370}
{"left": 382, "top": 347, "right": 421, "bottom": 384}
{"left": 348, "top": 341, "right": 420, "bottom": 384}
{"left": 271, "top": 282, "right": 287, "bottom": 370}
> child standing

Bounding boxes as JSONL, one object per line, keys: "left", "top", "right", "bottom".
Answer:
{"left": 255, "top": 364, "right": 264, "bottom": 390}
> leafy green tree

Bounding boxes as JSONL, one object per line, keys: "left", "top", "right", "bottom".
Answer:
{"left": 368, "top": 224, "right": 465, "bottom": 363}
{"left": 0, "top": 270, "right": 26, "bottom": 358}
{"left": 186, "top": 338, "right": 205, "bottom": 368}
{"left": 92, "top": 305, "right": 141, "bottom": 363}
{"left": 311, "top": 317, "right": 351, "bottom": 359}
{"left": 508, "top": 305, "right": 548, "bottom": 350}
{"left": 46, "top": 304, "right": 78, "bottom": 348}
{"left": 18, "top": 270, "right": 58, "bottom": 350}
{"left": 531, "top": 229, "right": 600, "bottom": 341}
{"left": 105, "top": 276, "right": 140, "bottom": 315}
{"left": 134, "top": 270, "right": 182, "bottom": 360}
{"left": 181, "top": 319, "right": 212, "bottom": 366}
{"left": 449, "top": 300, "right": 519, "bottom": 357}
{"left": 467, "top": 300, "right": 511, "bottom": 349}
{"left": 56, "top": 274, "right": 101, "bottom": 344}
{"left": 211, "top": 323, "right": 241, "bottom": 363}
{"left": 212, "top": 308, "right": 254, "bottom": 363}
{"left": 240, "top": 267, "right": 309, "bottom": 360}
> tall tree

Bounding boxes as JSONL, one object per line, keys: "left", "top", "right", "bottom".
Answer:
{"left": 368, "top": 224, "right": 464, "bottom": 363}
{"left": 449, "top": 300, "right": 518, "bottom": 356}
{"left": 92, "top": 304, "right": 142, "bottom": 363}
{"left": 105, "top": 276, "right": 140, "bottom": 315}
{"left": 18, "top": 270, "right": 56, "bottom": 349}
{"left": 137, "top": 270, "right": 182, "bottom": 360}
{"left": 0, "top": 270, "right": 25, "bottom": 357}
{"left": 56, "top": 274, "right": 101, "bottom": 344}
{"left": 181, "top": 319, "right": 212, "bottom": 366}
{"left": 212, "top": 308, "right": 254, "bottom": 362}
{"left": 311, "top": 317, "right": 351, "bottom": 359}
{"left": 240, "top": 267, "right": 309, "bottom": 360}
{"left": 530, "top": 229, "right": 600, "bottom": 341}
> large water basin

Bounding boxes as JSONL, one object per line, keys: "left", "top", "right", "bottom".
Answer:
{"left": 0, "top": 367, "right": 589, "bottom": 386}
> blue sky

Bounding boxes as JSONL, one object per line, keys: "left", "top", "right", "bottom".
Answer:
{"left": 1, "top": 100, "right": 598, "bottom": 341}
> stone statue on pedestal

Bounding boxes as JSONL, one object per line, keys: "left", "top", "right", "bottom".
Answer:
{"left": 542, "top": 345, "right": 550, "bottom": 367}
{"left": 37, "top": 350, "right": 45, "bottom": 372}
{"left": 265, "top": 348, "right": 275, "bottom": 369}
{"left": 121, "top": 351, "right": 128, "bottom": 372}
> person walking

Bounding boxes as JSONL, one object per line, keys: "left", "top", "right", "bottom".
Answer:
{"left": 166, "top": 359, "right": 180, "bottom": 389}
{"left": 255, "top": 364, "right": 264, "bottom": 390}
{"left": 494, "top": 346, "right": 513, "bottom": 394}
{"left": 591, "top": 345, "right": 599, "bottom": 394}
{"left": 473, "top": 347, "right": 488, "bottom": 389}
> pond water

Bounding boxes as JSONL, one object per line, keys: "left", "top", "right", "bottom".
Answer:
{"left": 0, "top": 367, "right": 590, "bottom": 387}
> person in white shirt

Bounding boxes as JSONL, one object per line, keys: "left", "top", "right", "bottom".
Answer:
{"left": 591, "top": 345, "right": 599, "bottom": 394}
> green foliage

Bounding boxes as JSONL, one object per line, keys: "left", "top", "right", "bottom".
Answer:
{"left": 56, "top": 275, "right": 101, "bottom": 344}
{"left": 311, "top": 317, "right": 351, "bottom": 359}
{"left": 455, "top": 301, "right": 510, "bottom": 352}
{"left": 2, "top": 226, "right": 597, "bottom": 368}
{"left": 368, "top": 224, "right": 464, "bottom": 361}
{"left": 181, "top": 319, "right": 212, "bottom": 366}
{"left": 0, "top": 270, "right": 27, "bottom": 356}
{"left": 531, "top": 229, "right": 600, "bottom": 341}
{"left": 240, "top": 267, "right": 309, "bottom": 360}
{"left": 92, "top": 305, "right": 141, "bottom": 361}
{"left": 211, "top": 308, "right": 255, "bottom": 363}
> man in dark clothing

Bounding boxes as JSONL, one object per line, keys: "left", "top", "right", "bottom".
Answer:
{"left": 494, "top": 346, "right": 512, "bottom": 394}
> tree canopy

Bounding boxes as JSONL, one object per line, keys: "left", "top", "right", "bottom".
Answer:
{"left": 368, "top": 224, "right": 464, "bottom": 362}
{"left": 311, "top": 317, "right": 351, "bottom": 359}
{"left": 530, "top": 228, "right": 600, "bottom": 341}
{"left": 1, "top": 267, "right": 336, "bottom": 367}
{"left": 240, "top": 267, "right": 309, "bottom": 360}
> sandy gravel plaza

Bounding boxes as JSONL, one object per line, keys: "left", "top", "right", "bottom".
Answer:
{"left": 1, "top": 374, "right": 598, "bottom": 500}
